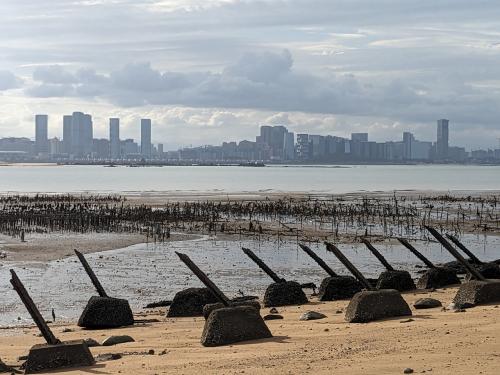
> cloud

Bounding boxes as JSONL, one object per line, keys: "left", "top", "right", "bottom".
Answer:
{"left": 0, "top": 70, "right": 22, "bottom": 90}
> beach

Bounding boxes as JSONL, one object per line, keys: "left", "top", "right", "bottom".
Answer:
{"left": 0, "top": 286, "right": 498, "bottom": 374}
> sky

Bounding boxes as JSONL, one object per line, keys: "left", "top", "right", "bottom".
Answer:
{"left": 1, "top": 0, "right": 500, "bottom": 150}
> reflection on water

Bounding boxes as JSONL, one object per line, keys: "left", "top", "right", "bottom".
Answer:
{"left": 0, "top": 234, "right": 498, "bottom": 326}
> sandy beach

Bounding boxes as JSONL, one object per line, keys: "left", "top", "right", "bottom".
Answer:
{"left": 0, "top": 286, "right": 498, "bottom": 374}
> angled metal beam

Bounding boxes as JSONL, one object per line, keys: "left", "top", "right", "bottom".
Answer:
{"left": 361, "top": 239, "right": 394, "bottom": 271}
{"left": 74, "top": 250, "right": 108, "bottom": 297}
{"left": 242, "top": 247, "right": 285, "bottom": 283}
{"left": 397, "top": 238, "right": 436, "bottom": 269}
{"left": 299, "top": 243, "right": 338, "bottom": 277}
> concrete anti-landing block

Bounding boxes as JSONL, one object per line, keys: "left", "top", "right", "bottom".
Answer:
{"left": 416, "top": 267, "right": 460, "bottom": 289}
{"left": 167, "top": 288, "right": 218, "bottom": 317}
{"left": 318, "top": 276, "right": 363, "bottom": 301}
{"left": 24, "top": 340, "right": 95, "bottom": 374}
{"left": 345, "top": 289, "right": 412, "bottom": 323}
{"left": 453, "top": 280, "right": 500, "bottom": 307}
{"left": 201, "top": 305, "right": 272, "bottom": 346}
{"left": 78, "top": 296, "right": 134, "bottom": 329}
{"left": 263, "top": 281, "right": 308, "bottom": 307}
{"left": 376, "top": 270, "right": 416, "bottom": 292}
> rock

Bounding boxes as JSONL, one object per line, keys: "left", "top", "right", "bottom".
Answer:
{"left": 201, "top": 305, "right": 272, "bottom": 346}
{"left": 78, "top": 296, "right": 134, "bottom": 329}
{"left": 101, "top": 335, "right": 135, "bottom": 346}
{"left": 145, "top": 300, "right": 172, "bottom": 308}
{"left": 148, "top": 349, "right": 155, "bottom": 355}
{"left": 263, "top": 281, "right": 308, "bottom": 307}
{"left": 61, "top": 328, "right": 73, "bottom": 333}
{"left": 453, "top": 280, "right": 500, "bottom": 307}
{"left": 400, "top": 318, "right": 414, "bottom": 323}
{"left": 263, "top": 314, "right": 283, "bottom": 320}
{"left": 299, "top": 311, "right": 327, "bottom": 321}
{"left": 317, "top": 276, "right": 363, "bottom": 301}
{"left": 416, "top": 267, "right": 460, "bottom": 289}
{"left": 269, "top": 307, "right": 278, "bottom": 314}
{"left": 0, "top": 359, "right": 16, "bottom": 373}
{"left": 413, "top": 298, "right": 442, "bottom": 309}
{"left": 376, "top": 270, "right": 416, "bottom": 292}
{"left": 203, "top": 300, "right": 261, "bottom": 320}
{"left": 83, "top": 338, "right": 101, "bottom": 347}
{"left": 345, "top": 289, "right": 412, "bottom": 323}
{"left": 167, "top": 288, "right": 218, "bottom": 317}
{"left": 404, "top": 368, "right": 414, "bottom": 374}
{"left": 465, "top": 262, "right": 500, "bottom": 280}
{"left": 95, "top": 353, "right": 122, "bottom": 362}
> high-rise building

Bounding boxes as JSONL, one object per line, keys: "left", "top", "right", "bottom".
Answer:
{"left": 35, "top": 114, "right": 48, "bottom": 154}
{"left": 351, "top": 133, "right": 368, "bottom": 142}
{"left": 109, "top": 118, "right": 120, "bottom": 159}
{"left": 140, "top": 119, "right": 152, "bottom": 158}
{"left": 402, "top": 132, "right": 414, "bottom": 160}
{"left": 62, "top": 115, "right": 73, "bottom": 154}
{"left": 283, "top": 132, "right": 295, "bottom": 160}
{"left": 437, "top": 119, "right": 449, "bottom": 159}
{"left": 296, "top": 134, "right": 310, "bottom": 160}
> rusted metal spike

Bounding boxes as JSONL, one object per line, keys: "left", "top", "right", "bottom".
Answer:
{"left": 324, "top": 242, "right": 375, "bottom": 290}
{"left": 397, "top": 238, "right": 436, "bottom": 269}
{"left": 10, "top": 269, "right": 60, "bottom": 345}
{"left": 242, "top": 247, "right": 285, "bottom": 283}
{"left": 175, "top": 252, "right": 231, "bottom": 306}
{"left": 361, "top": 239, "right": 394, "bottom": 271}
{"left": 298, "top": 243, "right": 338, "bottom": 277}
{"left": 446, "top": 234, "right": 483, "bottom": 265}
{"left": 425, "top": 226, "right": 486, "bottom": 281}
{"left": 74, "top": 250, "right": 108, "bottom": 298}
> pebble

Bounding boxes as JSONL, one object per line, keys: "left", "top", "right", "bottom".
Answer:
{"left": 95, "top": 353, "right": 122, "bottom": 362}
{"left": 269, "top": 308, "right": 278, "bottom": 314}
{"left": 414, "top": 298, "right": 442, "bottom": 309}
{"left": 84, "top": 338, "right": 101, "bottom": 347}
{"left": 403, "top": 368, "right": 414, "bottom": 374}
{"left": 263, "top": 314, "right": 284, "bottom": 321}
{"left": 299, "top": 311, "right": 326, "bottom": 321}
{"left": 102, "top": 335, "right": 135, "bottom": 346}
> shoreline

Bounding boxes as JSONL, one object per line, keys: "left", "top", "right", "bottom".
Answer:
{"left": 0, "top": 286, "right": 498, "bottom": 374}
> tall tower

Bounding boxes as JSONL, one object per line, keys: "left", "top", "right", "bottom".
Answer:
{"left": 140, "top": 119, "right": 152, "bottom": 158}
{"left": 437, "top": 119, "right": 449, "bottom": 159}
{"left": 35, "top": 114, "right": 48, "bottom": 154}
{"left": 63, "top": 115, "right": 73, "bottom": 154}
{"left": 109, "top": 118, "right": 120, "bottom": 159}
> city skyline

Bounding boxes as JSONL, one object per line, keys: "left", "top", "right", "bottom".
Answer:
{"left": 1, "top": 2, "right": 500, "bottom": 150}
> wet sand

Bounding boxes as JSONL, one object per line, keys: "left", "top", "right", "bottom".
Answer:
{"left": 0, "top": 232, "right": 196, "bottom": 262}
{"left": 0, "top": 286, "right": 498, "bottom": 374}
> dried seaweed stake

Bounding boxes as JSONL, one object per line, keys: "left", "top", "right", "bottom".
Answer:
{"left": 242, "top": 247, "right": 308, "bottom": 307}
{"left": 74, "top": 250, "right": 134, "bottom": 329}
{"left": 10, "top": 270, "right": 94, "bottom": 374}
{"left": 425, "top": 226, "right": 500, "bottom": 307}
{"left": 361, "top": 238, "right": 416, "bottom": 292}
{"left": 397, "top": 238, "right": 460, "bottom": 289}
{"left": 175, "top": 252, "right": 272, "bottom": 347}
{"left": 299, "top": 243, "right": 362, "bottom": 301}
{"left": 324, "top": 242, "right": 412, "bottom": 323}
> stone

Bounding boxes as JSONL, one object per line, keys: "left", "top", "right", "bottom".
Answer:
{"left": 269, "top": 307, "right": 278, "bottom": 314}
{"left": 345, "top": 289, "right": 412, "bottom": 323}
{"left": 317, "top": 276, "right": 363, "bottom": 301}
{"left": 24, "top": 340, "right": 95, "bottom": 374}
{"left": 83, "top": 338, "right": 101, "bottom": 347}
{"left": 416, "top": 267, "right": 460, "bottom": 289}
{"left": 0, "top": 359, "right": 16, "bottom": 373}
{"left": 263, "top": 281, "right": 308, "bottom": 307}
{"left": 101, "top": 335, "right": 135, "bottom": 346}
{"left": 403, "top": 368, "right": 414, "bottom": 374}
{"left": 465, "top": 262, "right": 500, "bottom": 281}
{"left": 376, "top": 270, "right": 416, "bottom": 292}
{"left": 203, "top": 300, "right": 261, "bottom": 320}
{"left": 78, "top": 296, "right": 134, "bottom": 329}
{"left": 201, "top": 306, "right": 272, "bottom": 347}
{"left": 95, "top": 353, "right": 122, "bottom": 362}
{"left": 413, "top": 298, "right": 442, "bottom": 309}
{"left": 453, "top": 280, "right": 500, "bottom": 307}
{"left": 299, "top": 311, "right": 327, "bottom": 321}
{"left": 263, "top": 314, "right": 283, "bottom": 320}
{"left": 167, "top": 288, "right": 218, "bottom": 317}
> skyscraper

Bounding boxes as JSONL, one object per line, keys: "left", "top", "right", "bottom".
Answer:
{"left": 402, "top": 132, "right": 414, "bottom": 160}
{"left": 62, "top": 115, "right": 73, "bottom": 154}
{"left": 35, "top": 114, "right": 48, "bottom": 154}
{"left": 437, "top": 119, "right": 449, "bottom": 159}
{"left": 109, "top": 118, "right": 120, "bottom": 159}
{"left": 140, "top": 119, "right": 152, "bottom": 158}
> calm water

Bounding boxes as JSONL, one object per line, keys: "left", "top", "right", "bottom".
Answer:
{"left": 0, "top": 164, "right": 499, "bottom": 194}
{"left": 0, "top": 234, "right": 499, "bottom": 326}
